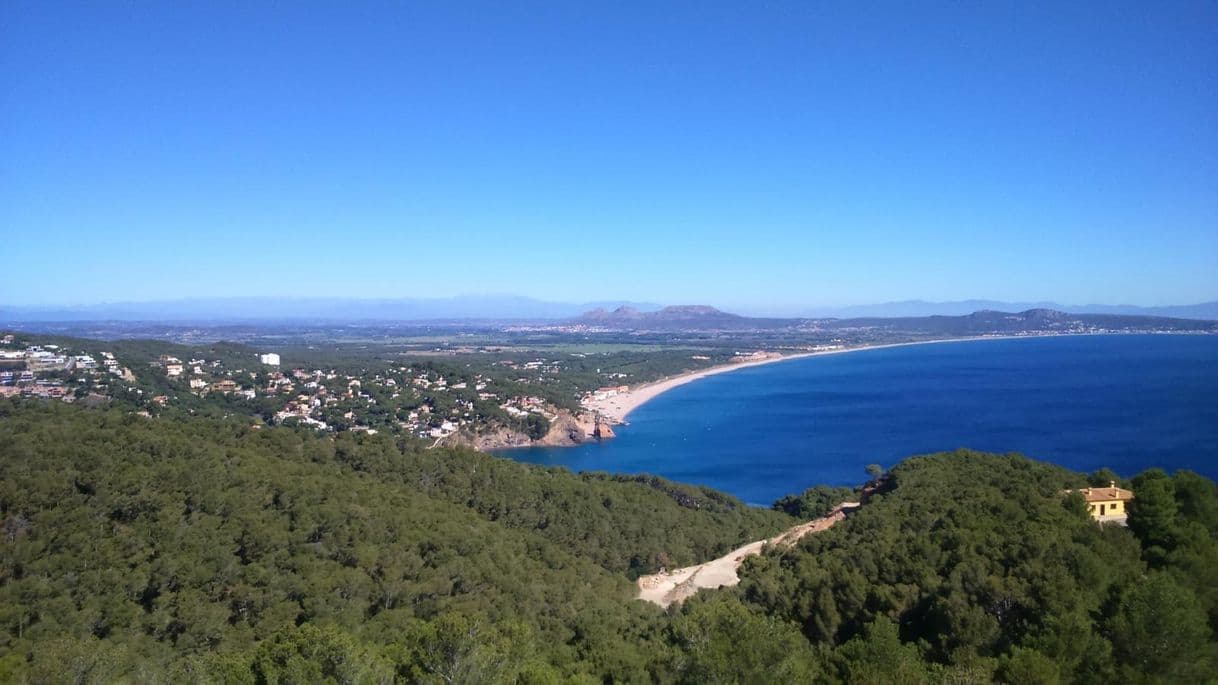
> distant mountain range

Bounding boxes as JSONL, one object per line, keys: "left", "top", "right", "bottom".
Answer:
{"left": 576, "top": 305, "right": 1218, "bottom": 334}
{"left": 801, "top": 300, "right": 1218, "bottom": 320}
{"left": 0, "top": 296, "right": 663, "bottom": 322}
{"left": 2, "top": 296, "right": 1216, "bottom": 323}
{"left": 583, "top": 305, "right": 742, "bottom": 327}
{"left": 578, "top": 304, "right": 795, "bottom": 330}
{"left": 820, "top": 308, "right": 1218, "bottom": 335}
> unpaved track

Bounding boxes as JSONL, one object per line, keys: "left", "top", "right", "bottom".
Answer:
{"left": 636, "top": 502, "right": 859, "bottom": 608}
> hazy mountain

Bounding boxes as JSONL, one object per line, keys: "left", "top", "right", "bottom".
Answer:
{"left": 824, "top": 308, "right": 1218, "bottom": 335}
{"left": 576, "top": 305, "right": 1218, "bottom": 334}
{"left": 804, "top": 300, "right": 1218, "bottom": 320}
{"left": 581, "top": 305, "right": 741, "bottom": 323}
{"left": 0, "top": 296, "right": 663, "bottom": 322}
{"left": 1064, "top": 301, "right": 1218, "bottom": 320}
{"left": 579, "top": 305, "right": 793, "bottom": 330}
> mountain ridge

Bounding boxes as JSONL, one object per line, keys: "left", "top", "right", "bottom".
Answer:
{"left": 3, "top": 296, "right": 1216, "bottom": 323}
{"left": 0, "top": 295, "right": 664, "bottom": 322}
{"left": 801, "top": 299, "right": 1218, "bottom": 320}
{"left": 574, "top": 304, "right": 1218, "bottom": 333}
{"left": 578, "top": 305, "right": 795, "bottom": 330}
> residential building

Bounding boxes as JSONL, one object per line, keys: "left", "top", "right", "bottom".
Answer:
{"left": 1070, "top": 482, "right": 1134, "bottom": 524}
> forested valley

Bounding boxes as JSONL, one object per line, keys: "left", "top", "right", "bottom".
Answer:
{"left": 1, "top": 399, "right": 1216, "bottom": 683}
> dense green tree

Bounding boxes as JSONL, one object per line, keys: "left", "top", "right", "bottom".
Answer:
{"left": 239, "top": 624, "right": 394, "bottom": 685}
{"left": 833, "top": 616, "right": 930, "bottom": 684}
{"left": 1122, "top": 467, "right": 1218, "bottom": 641}
{"left": 772, "top": 484, "right": 854, "bottom": 519}
{"left": 665, "top": 596, "right": 820, "bottom": 684}
{"left": 1110, "top": 572, "right": 1214, "bottom": 682}
{"left": 1127, "top": 469, "right": 1180, "bottom": 562}
{"left": 523, "top": 413, "right": 549, "bottom": 441}
{"left": 392, "top": 614, "right": 560, "bottom": 685}
{"left": 1087, "top": 467, "right": 1122, "bottom": 487}
{"left": 999, "top": 647, "right": 1062, "bottom": 685}
{"left": 1173, "top": 469, "right": 1218, "bottom": 532}
{"left": 1062, "top": 489, "right": 1090, "bottom": 518}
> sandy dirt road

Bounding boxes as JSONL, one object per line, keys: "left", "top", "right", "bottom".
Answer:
{"left": 636, "top": 502, "right": 859, "bottom": 608}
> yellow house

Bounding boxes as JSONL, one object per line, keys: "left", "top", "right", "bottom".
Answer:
{"left": 1071, "top": 481, "right": 1134, "bottom": 523}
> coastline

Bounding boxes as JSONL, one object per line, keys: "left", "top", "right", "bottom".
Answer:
{"left": 582, "top": 334, "right": 1044, "bottom": 424}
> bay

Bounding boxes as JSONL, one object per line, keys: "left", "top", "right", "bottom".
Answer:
{"left": 498, "top": 335, "right": 1218, "bottom": 505}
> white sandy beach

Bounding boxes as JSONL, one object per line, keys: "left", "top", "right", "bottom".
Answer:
{"left": 583, "top": 335, "right": 1035, "bottom": 423}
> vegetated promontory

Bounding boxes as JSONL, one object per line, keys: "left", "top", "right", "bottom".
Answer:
{"left": 1, "top": 399, "right": 1216, "bottom": 682}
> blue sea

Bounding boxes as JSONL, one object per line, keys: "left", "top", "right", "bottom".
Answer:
{"left": 498, "top": 335, "right": 1218, "bottom": 505}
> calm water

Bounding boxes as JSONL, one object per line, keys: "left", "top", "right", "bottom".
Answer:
{"left": 499, "top": 335, "right": 1218, "bottom": 505}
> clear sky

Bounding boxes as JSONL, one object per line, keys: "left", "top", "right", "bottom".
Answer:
{"left": 2, "top": 1, "right": 1216, "bottom": 313}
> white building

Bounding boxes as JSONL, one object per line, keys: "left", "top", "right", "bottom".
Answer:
{"left": 259, "top": 353, "right": 281, "bottom": 366}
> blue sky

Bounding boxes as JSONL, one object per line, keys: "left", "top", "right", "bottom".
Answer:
{"left": 2, "top": 1, "right": 1215, "bottom": 314}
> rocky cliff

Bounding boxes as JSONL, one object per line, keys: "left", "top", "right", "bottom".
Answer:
{"left": 593, "top": 419, "right": 615, "bottom": 439}
{"left": 453, "top": 410, "right": 598, "bottom": 451}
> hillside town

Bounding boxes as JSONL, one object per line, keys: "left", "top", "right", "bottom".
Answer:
{"left": 0, "top": 333, "right": 637, "bottom": 443}
{"left": 139, "top": 348, "right": 582, "bottom": 440}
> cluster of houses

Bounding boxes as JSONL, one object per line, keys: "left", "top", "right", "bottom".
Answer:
{"left": 589, "top": 385, "right": 630, "bottom": 401}
{"left": 499, "top": 394, "right": 553, "bottom": 420}
{"left": 154, "top": 355, "right": 259, "bottom": 399}
{"left": 1, "top": 344, "right": 121, "bottom": 376}
{"left": 0, "top": 337, "right": 126, "bottom": 401}
{"left": 732, "top": 350, "right": 772, "bottom": 362}
{"left": 494, "top": 357, "right": 567, "bottom": 387}
{"left": 3, "top": 334, "right": 646, "bottom": 443}
{"left": 148, "top": 349, "right": 567, "bottom": 440}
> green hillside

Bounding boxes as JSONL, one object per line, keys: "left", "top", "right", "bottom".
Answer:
{"left": 736, "top": 450, "right": 1218, "bottom": 683}
{"left": 1, "top": 400, "right": 1216, "bottom": 683}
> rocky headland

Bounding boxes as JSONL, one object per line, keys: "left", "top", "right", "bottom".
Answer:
{"left": 449, "top": 409, "right": 604, "bottom": 450}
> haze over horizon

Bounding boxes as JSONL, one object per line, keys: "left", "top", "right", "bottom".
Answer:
{"left": 4, "top": 293, "right": 1218, "bottom": 322}
{"left": 4, "top": 2, "right": 1216, "bottom": 311}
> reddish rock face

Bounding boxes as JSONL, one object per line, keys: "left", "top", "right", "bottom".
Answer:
{"left": 594, "top": 421, "right": 615, "bottom": 439}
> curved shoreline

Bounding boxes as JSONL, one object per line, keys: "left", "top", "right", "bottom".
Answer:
{"left": 582, "top": 334, "right": 1044, "bottom": 423}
